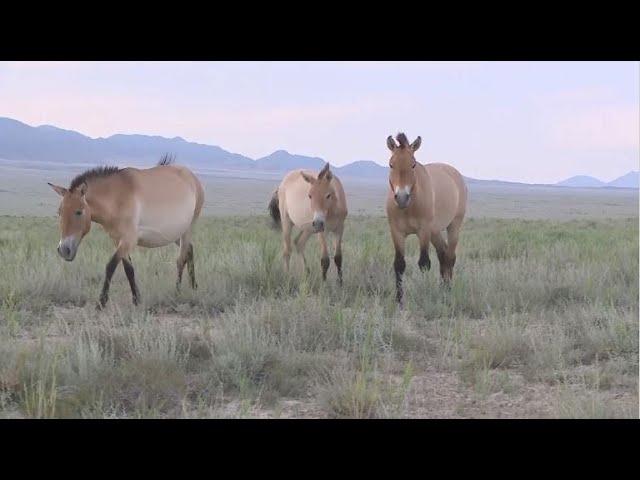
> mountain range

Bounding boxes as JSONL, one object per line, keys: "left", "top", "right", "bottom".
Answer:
{"left": 557, "top": 172, "right": 639, "bottom": 189}
{"left": 0, "top": 116, "right": 637, "bottom": 189}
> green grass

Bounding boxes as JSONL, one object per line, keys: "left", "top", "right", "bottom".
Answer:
{"left": 0, "top": 215, "right": 637, "bottom": 418}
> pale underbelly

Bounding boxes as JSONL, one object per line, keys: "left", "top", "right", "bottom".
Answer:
{"left": 135, "top": 195, "right": 196, "bottom": 248}
{"left": 393, "top": 211, "right": 454, "bottom": 235}
{"left": 287, "top": 204, "right": 313, "bottom": 229}
{"left": 431, "top": 212, "right": 455, "bottom": 233}
{"left": 136, "top": 215, "right": 194, "bottom": 248}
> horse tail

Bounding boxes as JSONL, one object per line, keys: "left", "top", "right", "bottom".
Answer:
{"left": 268, "top": 189, "right": 281, "bottom": 230}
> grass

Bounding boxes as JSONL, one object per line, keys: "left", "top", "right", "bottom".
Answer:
{"left": 0, "top": 214, "right": 637, "bottom": 418}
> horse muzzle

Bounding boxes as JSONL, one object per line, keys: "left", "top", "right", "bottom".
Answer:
{"left": 394, "top": 192, "right": 411, "bottom": 209}
{"left": 57, "top": 237, "right": 78, "bottom": 262}
{"left": 312, "top": 213, "right": 326, "bottom": 233}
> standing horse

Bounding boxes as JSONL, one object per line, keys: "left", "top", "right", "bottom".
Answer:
{"left": 268, "top": 163, "right": 348, "bottom": 284}
{"left": 48, "top": 156, "right": 205, "bottom": 308}
{"left": 385, "top": 133, "right": 467, "bottom": 303}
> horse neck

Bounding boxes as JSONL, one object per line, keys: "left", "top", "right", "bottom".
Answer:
{"left": 84, "top": 177, "right": 116, "bottom": 226}
{"left": 415, "top": 163, "right": 430, "bottom": 195}
{"left": 327, "top": 187, "right": 342, "bottom": 218}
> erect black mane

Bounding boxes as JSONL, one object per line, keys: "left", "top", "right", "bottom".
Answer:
{"left": 396, "top": 132, "right": 410, "bottom": 148}
{"left": 68, "top": 166, "right": 121, "bottom": 192}
{"left": 158, "top": 153, "right": 175, "bottom": 166}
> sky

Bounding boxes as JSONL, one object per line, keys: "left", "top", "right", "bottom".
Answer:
{"left": 0, "top": 61, "right": 638, "bottom": 183}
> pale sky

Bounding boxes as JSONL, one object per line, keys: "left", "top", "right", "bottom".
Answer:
{"left": 0, "top": 61, "right": 638, "bottom": 183}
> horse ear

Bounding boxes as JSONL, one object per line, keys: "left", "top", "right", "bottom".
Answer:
{"left": 300, "top": 172, "right": 316, "bottom": 184}
{"left": 411, "top": 136, "right": 422, "bottom": 152}
{"left": 48, "top": 183, "right": 68, "bottom": 197}
{"left": 324, "top": 169, "right": 333, "bottom": 181}
{"left": 318, "top": 163, "right": 332, "bottom": 181}
{"left": 387, "top": 135, "right": 397, "bottom": 152}
{"left": 78, "top": 182, "right": 88, "bottom": 196}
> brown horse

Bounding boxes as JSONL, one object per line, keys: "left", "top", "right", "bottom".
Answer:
{"left": 48, "top": 156, "right": 205, "bottom": 308}
{"left": 385, "top": 133, "right": 467, "bottom": 303}
{"left": 268, "top": 163, "right": 348, "bottom": 283}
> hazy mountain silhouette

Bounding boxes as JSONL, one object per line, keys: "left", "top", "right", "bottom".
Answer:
{"left": 1, "top": 116, "right": 637, "bottom": 188}
{"left": 254, "top": 150, "right": 325, "bottom": 171}
{"left": 0, "top": 117, "right": 254, "bottom": 170}
{"left": 336, "top": 160, "right": 387, "bottom": 178}
{"left": 556, "top": 175, "right": 605, "bottom": 188}
{"left": 607, "top": 171, "right": 639, "bottom": 189}
{"left": 557, "top": 172, "right": 639, "bottom": 189}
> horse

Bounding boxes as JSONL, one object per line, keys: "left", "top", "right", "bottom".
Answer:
{"left": 385, "top": 133, "right": 467, "bottom": 304}
{"left": 48, "top": 155, "right": 205, "bottom": 308}
{"left": 268, "top": 163, "right": 348, "bottom": 284}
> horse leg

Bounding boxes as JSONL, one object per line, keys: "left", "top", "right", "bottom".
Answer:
{"left": 187, "top": 243, "right": 197, "bottom": 290}
{"left": 430, "top": 231, "right": 449, "bottom": 283}
{"left": 122, "top": 255, "right": 140, "bottom": 305}
{"left": 295, "top": 228, "right": 312, "bottom": 274}
{"left": 333, "top": 225, "right": 344, "bottom": 286}
{"left": 319, "top": 232, "right": 330, "bottom": 281}
{"left": 444, "top": 215, "right": 464, "bottom": 282}
{"left": 282, "top": 215, "right": 293, "bottom": 273}
{"left": 417, "top": 227, "right": 432, "bottom": 272}
{"left": 98, "top": 237, "right": 135, "bottom": 309}
{"left": 390, "top": 227, "right": 407, "bottom": 304}
{"left": 176, "top": 231, "right": 192, "bottom": 291}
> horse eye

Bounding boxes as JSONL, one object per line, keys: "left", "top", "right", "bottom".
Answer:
{"left": 412, "top": 163, "right": 416, "bottom": 169}
{"left": 326, "top": 193, "right": 331, "bottom": 199}
{"left": 308, "top": 194, "right": 311, "bottom": 199}
{"left": 75, "top": 210, "right": 83, "bottom": 216}
{"left": 390, "top": 164, "right": 394, "bottom": 169}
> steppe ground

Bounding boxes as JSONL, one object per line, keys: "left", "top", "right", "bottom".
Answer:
{"left": 0, "top": 166, "right": 638, "bottom": 418}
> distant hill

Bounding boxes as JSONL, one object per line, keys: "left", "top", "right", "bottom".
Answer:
{"left": 1, "top": 116, "right": 637, "bottom": 189}
{"left": 556, "top": 175, "right": 605, "bottom": 188}
{"left": 607, "top": 171, "right": 639, "bottom": 189}
{"left": 335, "top": 160, "right": 387, "bottom": 178}
{"left": 556, "top": 172, "right": 639, "bottom": 189}
{"left": 254, "top": 154, "right": 389, "bottom": 179}
{"left": 463, "top": 176, "right": 535, "bottom": 187}
{"left": 0, "top": 117, "right": 254, "bottom": 171}
{"left": 254, "top": 150, "right": 325, "bottom": 172}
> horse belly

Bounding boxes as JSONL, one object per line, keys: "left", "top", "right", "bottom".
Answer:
{"left": 429, "top": 175, "right": 460, "bottom": 232}
{"left": 136, "top": 199, "right": 195, "bottom": 248}
{"left": 288, "top": 207, "right": 313, "bottom": 229}
{"left": 432, "top": 203, "right": 457, "bottom": 232}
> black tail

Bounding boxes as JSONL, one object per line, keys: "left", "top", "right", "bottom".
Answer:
{"left": 268, "top": 189, "right": 281, "bottom": 230}
{"left": 158, "top": 153, "right": 175, "bottom": 166}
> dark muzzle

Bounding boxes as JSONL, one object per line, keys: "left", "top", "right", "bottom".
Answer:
{"left": 394, "top": 192, "right": 411, "bottom": 209}
{"left": 312, "top": 219, "right": 325, "bottom": 232}
{"left": 57, "top": 239, "right": 77, "bottom": 261}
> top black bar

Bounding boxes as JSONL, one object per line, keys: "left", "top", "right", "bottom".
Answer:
{"left": 1, "top": 10, "right": 638, "bottom": 61}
